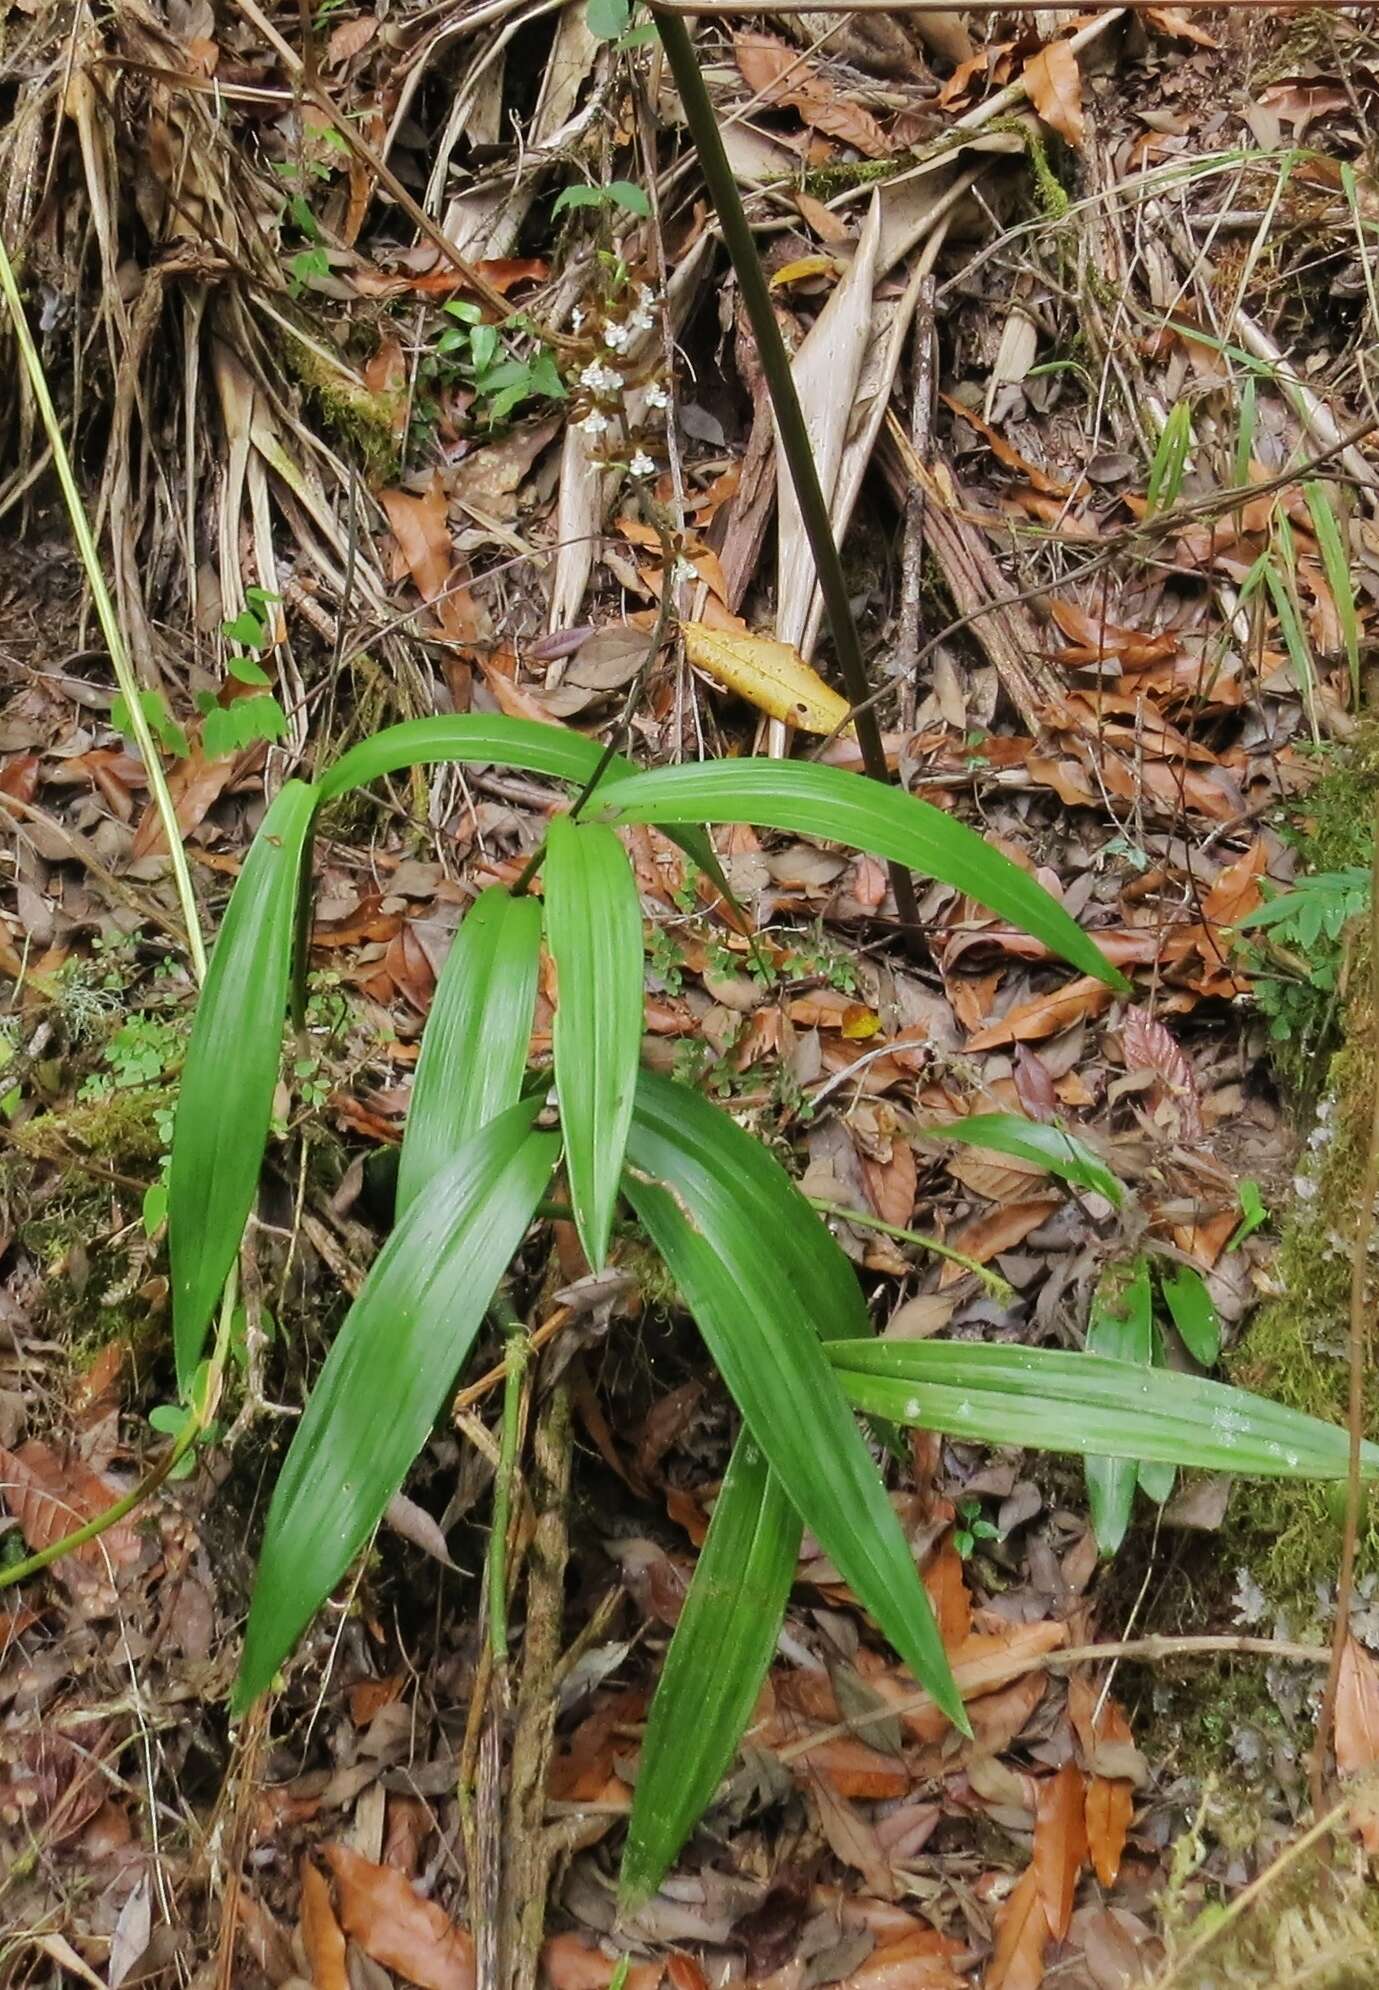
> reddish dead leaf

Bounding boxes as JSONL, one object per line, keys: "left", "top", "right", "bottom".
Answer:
{"left": 324, "top": 1843, "right": 475, "bottom": 1990}
{"left": 1034, "top": 1762, "right": 1087, "bottom": 1941}
{"left": 965, "top": 979, "right": 1113, "bottom": 1050}
{"left": 1048, "top": 598, "right": 1178, "bottom": 666}
{"left": 1014, "top": 1046, "right": 1058, "bottom": 1122}
{"left": 0, "top": 1441, "right": 141, "bottom": 1573}
{"left": 1120, "top": 1007, "right": 1204, "bottom": 1141}
{"left": 987, "top": 1862, "right": 1050, "bottom": 1989}
{"left": 1202, "top": 841, "right": 1268, "bottom": 927}
{"left": 0, "top": 752, "right": 39, "bottom": 804}
{"left": 924, "top": 1537, "right": 974, "bottom": 1646}
{"left": 349, "top": 1673, "right": 404, "bottom": 1727}
{"left": 132, "top": 748, "right": 242, "bottom": 859}
{"left": 1021, "top": 39, "right": 1084, "bottom": 147}
{"left": 1067, "top": 1676, "right": 1136, "bottom": 1887}
{"left": 942, "top": 396, "right": 1070, "bottom": 497}
{"left": 381, "top": 477, "right": 453, "bottom": 603}
{"left": 938, "top": 41, "right": 1013, "bottom": 108}
{"left": 1336, "top": 1636, "right": 1379, "bottom": 1852}
{"left": 542, "top": 1933, "right": 663, "bottom": 1990}
{"left": 300, "top": 1861, "right": 349, "bottom": 1990}
{"left": 666, "top": 1958, "right": 709, "bottom": 1990}
{"left": 938, "top": 1197, "right": 1061, "bottom": 1287}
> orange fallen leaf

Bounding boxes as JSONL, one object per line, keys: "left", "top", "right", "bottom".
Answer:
{"left": 734, "top": 31, "right": 891, "bottom": 157}
{"left": 1034, "top": 1762, "right": 1087, "bottom": 1941}
{"left": 542, "top": 1933, "right": 663, "bottom": 1990}
{"left": 938, "top": 1197, "right": 1061, "bottom": 1286}
{"left": 1202, "top": 840, "right": 1268, "bottom": 927}
{"left": 840, "top": 1928, "right": 966, "bottom": 1989}
{"left": 324, "top": 1843, "right": 475, "bottom": 1990}
{"left": 1021, "top": 38, "right": 1084, "bottom": 147}
{"left": 300, "top": 1861, "right": 348, "bottom": 1990}
{"left": 1067, "top": 1675, "right": 1136, "bottom": 1887}
{"left": 1145, "top": 5, "right": 1219, "bottom": 45}
{"left": 987, "top": 1862, "right": 1050, "bottom": 1989}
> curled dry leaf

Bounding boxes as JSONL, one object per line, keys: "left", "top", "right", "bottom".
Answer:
{"left": 937, "top": 1196, "right": 1061, "bottom": 1287}
{"left": 542, "top": 1932, "right": 664, "bottom": 1990}
{"left": 733, "top": 33, "right": 891, "bottom": 158}
{"left": 1067, "top": 1675, "right": 1136, "bottom": 1888}
{"left": 681, "top": 621, "right": 850, "bottom": 733}
{"left": 964, "top": 979, "right": 1114, "bottom": 1051}
{"left": 323, "top": 1843, "right": 475, "bottom": 1990}
{"left": 987, "top": 1862, "right": 1050, "bottom": 1990}
{"left": 1021, "top": 39, "right": 1085, "bottom": 148}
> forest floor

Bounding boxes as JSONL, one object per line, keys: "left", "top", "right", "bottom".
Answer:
{"left": 3, "top": 1, "right": 1379, "bottom": 1985}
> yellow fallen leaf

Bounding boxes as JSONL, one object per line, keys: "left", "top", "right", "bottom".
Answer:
{"left": 770, "top": 255, "right": 835, "bottom": 289}
{"left": 681, "top": 621, "right": 851, "bottom": 734}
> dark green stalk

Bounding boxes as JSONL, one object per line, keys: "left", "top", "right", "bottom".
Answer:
{"left": 651, "top": 7, "right": 922, "bottom": 940}
{"left": 487, "top": 1294, "right": 529, "bottom": 1665}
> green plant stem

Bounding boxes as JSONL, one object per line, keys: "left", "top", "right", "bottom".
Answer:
{"left": 807, "top": 1196, "right": 1012, "bottom": 1297}
{"left": 649, "top": 7, "right": 922, "bottom": 943}
{"left": 487, "top": 1296, "right": 529, "bottom": 1664}
{"left": 0, "top": 225, "right": 206, "bottom": 983}
{"left": 0, "top": 1271, "right": 238, "bottom": 1591}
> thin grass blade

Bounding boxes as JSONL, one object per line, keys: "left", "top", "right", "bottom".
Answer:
{"left": 1145, "top": 401, "right": 1193, "bottom": 515}
{"left": 826, "top": 1340, "right": 1379, "bottom": 1479}
{"left": 234, "top": 1100, "right": 557, "bottom": 1708}
{"left": 622, "top": 1089, "right": 870, "bottom": 1904}
{"left": 919, "top": 1113, "right": 1122, "bottom": 1206}
{"left": 623, "top": 1071, "right": 967, "bottom": 1733}
{"left": 169, "top": 779, "right": 318, "bottom": 1390}
{"left": 544, "top": 815, "right": 643, "bottom": 1268}
{"left": 590, "top": 761, "right": 1127, "bottom": 990}
{"left": 397, "top": 887, "right": 542, "bottom": 1219}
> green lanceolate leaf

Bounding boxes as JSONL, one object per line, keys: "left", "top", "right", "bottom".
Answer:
{"left": 396, "top": 888, "right": 541, "bottom": 1219}
{"left": 919, "top": 1113, "right": 1122, "bottom": 1207}
{"left": 544, "top": 815, "right": 643, "bottom": 1268}
{"left": 826, "top": 1339, "right": 1379, "bottom": 1481}
{"left": 169, "top": 779, "right": 318, "bottom": 1391}
{"left": 1083, "top": 1258, "right": 1153, "bottom": 1554}
{"left": 234, "top": 1101, "right": 557, "bottom": 1709}
{"left": 315, "top": 715, "right": 722, "bottom": 884}
{"left": 1161, "top": 1263, "right": 1222, "bottom": 1368}
{"left": 1136, "top": 1318, "right": 1176, "bottom": 1508}
{"left": 621, "top": 1432, "right": 797, "bottom": 1907}
{"left": 622, "top": 1089, "right": 871, "bottom": 1905}
{"left": 623, "top": 1071, "right": 968, "bottom": 1734}
{"left": 590, "top": 760, "right": 1127, "bottom": 991}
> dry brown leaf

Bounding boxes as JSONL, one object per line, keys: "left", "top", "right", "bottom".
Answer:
{"left": 1336, "top": 1636, "right": 1379, "bottom": 1852}
{"left": 943, "top": 396, "right": 1070, "bottom": 498}
{"left": 0, "top": 1440, "right": 141, "bottom": 1572}
{"left": 1034, "top": 1762, "right": 1088, "bottom": 1942}
{"left": 988, "top": 1862, "right": 1050, "bottom": 1989}
{"left": 733, "top": 32, "right": 891, "bottom": 157}
{"left": 1202, "top": 841, "right": 1268, "bottom": 927}
{"left": 324, "top": 14, "right": 376, "bottom": 64}
{"left": 1120, "top": 1006, "right": 1204, "bottom": 1141}
{"left": 380, "top": 477, "right": 452, "bottom": 603}
{"left": 811, "top": 1775, "right": 897, "bottom": 1898}
{"left": 132, "top": 747, "right": 242, "bottom": 860}
{"left": 324, "top": 1843, "right": 475, "bottom": 1990}
{"left": 938, "top": 1197, "right": 1060, "bottom": 1285}
{"left": 966, "top": 979, "right": 1115, "bottom": 1051}
{"left": 1022, "top": 39, "right": 1084, "bottom": 146}
{"left": 542, "top": 1935, "right": 664, "bottom": 1990}
{"left": 681, "top": 621, "right": 850, "bottom": 733}
{"left": 860, "top": 1133, "right": 917, "bottom": 1230}
{"left": 300, "top": 1862, "right": 349, "bottom": 1990}
{"left": 1145, "top": 5, "right": 1219, "bottom": 45}
{"left": 1067, "top": 1676, "right": 1136, "bottom": 1887}
{"left": 924, "top": 1537, "right": 974, "bottom": 1646}
{"left": 839, "top": 1929, "right": 966, "bottom": 1990}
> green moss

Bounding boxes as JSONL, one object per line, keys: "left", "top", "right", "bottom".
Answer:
{"left": 281, "top": 328, "right": 403, "bottom": 483}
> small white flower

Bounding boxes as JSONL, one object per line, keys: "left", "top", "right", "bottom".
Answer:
{"left": 580, "top": 409, "right": 611, "bottom": 437}
{"left": 644, "top": 382, "right": 670, "bottom": 411}
{"left": 603, "top": 321, "right": 632, "bottom": 352}
{"left": 571, "top": 305, "right": 585, "bottom": 329}
{"left": 579, "top": 359, "right": 623, "bottom": 396}
{"left": 671, "top": 556, "right": 697, "bottom": 586}
{"left": 636, "top": 282, "right": 658, "bottom": 308}
{"left": 628, "top": 450, "right": 657, "bottom": 478}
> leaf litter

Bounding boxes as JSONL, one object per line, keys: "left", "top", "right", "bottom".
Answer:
{"left": 1, "top": 1, "right": 1378, "bottom": 1986}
